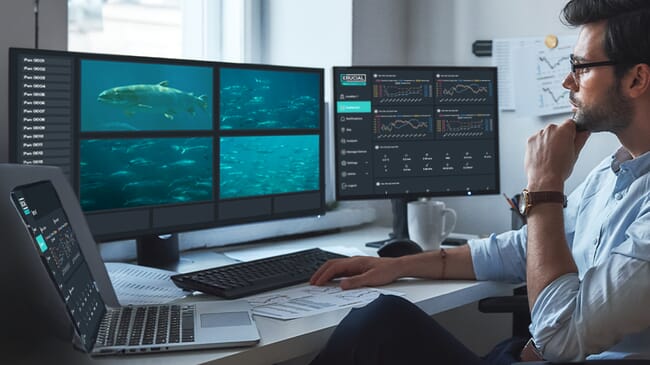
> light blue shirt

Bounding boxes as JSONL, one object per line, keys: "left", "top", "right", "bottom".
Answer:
{"left": 469, "top": 148, "right": 650, "bottom": 362}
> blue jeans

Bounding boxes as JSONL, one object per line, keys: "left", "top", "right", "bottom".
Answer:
{"left": 310, "top": 294, "right": 525, "bottom": 365}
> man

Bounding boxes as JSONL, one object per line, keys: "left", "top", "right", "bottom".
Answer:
{"left": 309, "top": 1, "right": 650, "bottom": 363}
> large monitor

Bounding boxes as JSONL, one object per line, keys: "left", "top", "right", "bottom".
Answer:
{"left": 9, "top": 48, "right": 325, "bottom": 267}
{"left": 333, "top": 66, "right": 499, "bottom": 243}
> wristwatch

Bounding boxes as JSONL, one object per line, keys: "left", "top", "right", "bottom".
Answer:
{"left": 518, "top": 189, "right": 567, "bottom": 216}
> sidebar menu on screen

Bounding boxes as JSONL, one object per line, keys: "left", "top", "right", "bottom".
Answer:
{"left": 14, "top": 53, "right": 74, "bottom": 177}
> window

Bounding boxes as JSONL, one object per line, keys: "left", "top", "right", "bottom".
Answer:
{"left": 68, "top": 0, "right": 253, "bottom": 61}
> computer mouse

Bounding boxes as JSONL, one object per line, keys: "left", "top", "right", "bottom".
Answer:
{"left": 377, "top": 238, "right": 423, "bottom": 257}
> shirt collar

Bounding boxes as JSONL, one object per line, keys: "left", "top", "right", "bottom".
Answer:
{"left": 611, "top": 147, "right": 650, "bottom": 178}
{"left": 610, "top": 148, "right": 632, "bottom": 173}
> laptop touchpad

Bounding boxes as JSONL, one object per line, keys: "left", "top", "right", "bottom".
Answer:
{"left": 200, "top": 311, "right": 251, "bottom": 327}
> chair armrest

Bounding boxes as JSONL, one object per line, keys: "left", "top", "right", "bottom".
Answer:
{"left": 478, "top": 294, "right": 529, "bottom": 314}
{"left": 479, "top": 289, "right": 532, "bottom": 339}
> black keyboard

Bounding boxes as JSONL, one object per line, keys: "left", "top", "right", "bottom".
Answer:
{"left": 170, "top": 248, "right": 346, "bottom": 299}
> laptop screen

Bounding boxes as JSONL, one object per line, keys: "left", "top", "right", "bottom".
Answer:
{"left": 11, "top": 181, "right": 106, "bottom": 352}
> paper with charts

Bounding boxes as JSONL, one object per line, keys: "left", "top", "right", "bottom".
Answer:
{"left": 106, "top": 262, "right": 187, "bottom": 305}
{"left": 247, "top": 285, "right": 405, "bottom": 320}
{"left": 492, "top": 34, "right": 578, "bottom": 116}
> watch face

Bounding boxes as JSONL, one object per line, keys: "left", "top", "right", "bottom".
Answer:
{"left": 518, "top": 192, "right": 528, "bottom": 215}
{"left": 518, "top": 190, "right": 566, "bottom": 216}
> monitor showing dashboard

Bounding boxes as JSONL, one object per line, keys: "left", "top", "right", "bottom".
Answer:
{"left": 9, "top": 48, "right": 325, "bottom": 253}
{"left": 333, "top": 66, "right": 499, "bottom": 201}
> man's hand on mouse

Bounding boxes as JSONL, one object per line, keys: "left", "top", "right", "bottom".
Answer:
{"left": 309, "top": 256, "right": 402, "bottom": 290}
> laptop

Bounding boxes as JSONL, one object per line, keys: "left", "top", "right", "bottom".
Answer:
{"left": 2, "top": 164, "right": 260, "bottom": 355}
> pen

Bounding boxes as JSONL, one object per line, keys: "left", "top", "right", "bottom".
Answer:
{"left": 502, "top": 193, "right": 517, "bottom": 211}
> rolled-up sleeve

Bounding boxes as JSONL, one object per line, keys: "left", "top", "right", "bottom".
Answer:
{"left": 468, "top": 227, "right": 528, "bottom": 283}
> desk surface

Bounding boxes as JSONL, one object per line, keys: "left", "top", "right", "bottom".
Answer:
{"left": 13, "top": 225, "right": 516, "bottom": 365}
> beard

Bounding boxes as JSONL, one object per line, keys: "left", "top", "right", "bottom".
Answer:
{"left": 571, "top": 82, "right": 633, "bottom": 133}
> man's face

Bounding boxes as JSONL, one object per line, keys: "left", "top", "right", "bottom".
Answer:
{"left": 563, "top": 21, "right": 633, "bottom": 133}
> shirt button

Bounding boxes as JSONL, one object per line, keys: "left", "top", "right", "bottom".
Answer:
{"left": 614, "top": 193, "right": 623, "bottom": 200}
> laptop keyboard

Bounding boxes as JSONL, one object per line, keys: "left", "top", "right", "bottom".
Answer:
{"left": 171, "top": 248, "right": 346, "bottom": 299}
{"left": 97, "top": 304, "right": 195, "bottom": 347}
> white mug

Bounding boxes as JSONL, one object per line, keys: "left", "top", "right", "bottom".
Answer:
{"left": 407, "top": 198, "right": 457, "bottom": 251}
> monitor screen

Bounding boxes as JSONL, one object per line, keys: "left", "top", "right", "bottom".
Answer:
{"left": 9, "top": 48, "right": 325, "bottom": 253}
{"left": 333, "top": 66, "right": 499, "bottom": 200}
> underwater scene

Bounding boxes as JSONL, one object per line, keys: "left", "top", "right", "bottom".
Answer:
{"left": 220, "top": 67, "right": 320, "bottom": 130}
{"left": 220, "top": 135, "right": 320, "bottom": 199}
{"left": 80, "top": 137, "right": 213, "bottom": 211}
{"left": 80, "top": 59, "right": 213, "bottom": 132}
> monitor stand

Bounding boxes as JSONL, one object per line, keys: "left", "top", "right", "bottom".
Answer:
{"left": 135, "top": 233, "right": 238, "bottom": 272}
{"left": 365, "top": 198, "right": 416, "bottom": 248}
{"left": 136, "top": 233, "right": 180, "bottom": 269}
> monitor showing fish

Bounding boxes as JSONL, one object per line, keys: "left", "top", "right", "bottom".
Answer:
{"left": 80, "top": 59, "right": 213, "bottom": 132}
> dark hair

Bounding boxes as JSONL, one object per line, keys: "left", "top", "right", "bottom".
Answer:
{"left": 562, "top": 0, "right": 650, "bottom": 77}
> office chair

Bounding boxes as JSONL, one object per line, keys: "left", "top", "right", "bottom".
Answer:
{"left": 478, "top": 288, "right": 650, "bottom": 365}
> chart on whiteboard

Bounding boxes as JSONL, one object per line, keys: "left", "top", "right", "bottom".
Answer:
{"left": 535, "top": 43, "right": 572, "bottom": 115}
{"left": 492, "top": 34, "right": 577, "bottom": 116}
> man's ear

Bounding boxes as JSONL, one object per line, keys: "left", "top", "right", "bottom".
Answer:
{"left": 625, "top": 63, "right": 650, "bottom": 98}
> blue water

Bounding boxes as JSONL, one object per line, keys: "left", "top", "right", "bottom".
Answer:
{"left": 220, "top": 68, "right": 320, "bottom": 130}
{"left": 77, "top": 61, "right": 321, "bottom": 210}
{"left": 79, "top": 138, "right": 213, "bottom": 211}
{"left": 220, "top": 135, "right": 319, "bottom": 199}
{"left": 80, "top": 60, "right": 213, "bottom": 131}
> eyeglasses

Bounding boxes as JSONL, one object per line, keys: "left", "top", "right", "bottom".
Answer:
{"left": 570, "top": 54, "right": 618, "bottom": 81}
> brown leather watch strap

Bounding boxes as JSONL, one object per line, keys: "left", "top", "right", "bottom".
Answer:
{"left": 519, "top": 189, "right": 567, "bottom": 216}
{"left": 528, "top": 191, "right": 567, "bottom": 207}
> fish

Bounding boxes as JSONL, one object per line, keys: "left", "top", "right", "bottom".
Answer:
{"left": 257, "top": 120, "right": 280, "bottom": 127}
{"left": 171, "top": 144, "right": 210, "bottom": 154}
{"left": 97, "top": 81, "right": 208, "bottom": 120}
{"left": 128, "top": 157, "right": 154, "bottom": 167}
{"left": 168, "top": 159, "right": 197, "bottom": 167}
{"left": 102, "top": 121, "right": 140, "bottom": 131}
{"left": 121, "top": 180, "right": 166, "bottom": 191}
{"left": 161, "top": 159, "right": 198, "bottom": 169}
{"left": 110, "top": 170, "right": 134, "bottom": 177}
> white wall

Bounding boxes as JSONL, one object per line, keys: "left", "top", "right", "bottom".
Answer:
{"left": 351, "top": 0, "right": 409, "bottom": 65}
{"left": 261, "top": 0, "right": 353, "bottom": 97}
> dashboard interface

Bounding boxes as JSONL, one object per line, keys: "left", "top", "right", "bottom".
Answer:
{"left": 334, "top": 67, "right": 499, "bottom": 199}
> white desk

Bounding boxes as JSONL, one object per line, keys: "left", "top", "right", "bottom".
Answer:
{"left": 12, "top": 225, "right": 516, "bottom": 365}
